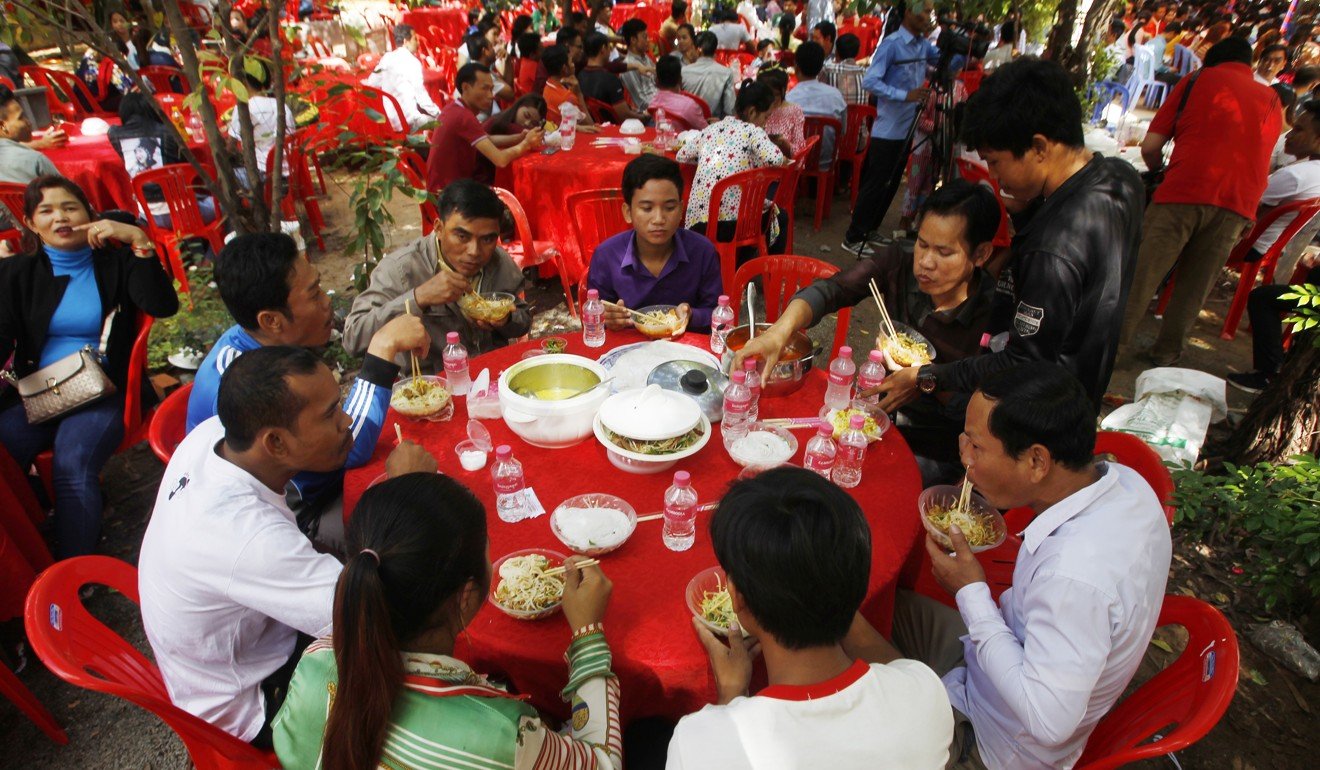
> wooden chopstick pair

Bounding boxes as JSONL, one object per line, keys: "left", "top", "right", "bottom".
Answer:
{"left": 635, "top": 501, "right": 719, "bottom": 523}
{"left": 544, "top": 558, "right": 601, "bottom": 576}
{"left": 612, "top": 300, "right": 666, "bottom": 325}
{"left": 868, "top": 279, "right": 899, "bottom": 341}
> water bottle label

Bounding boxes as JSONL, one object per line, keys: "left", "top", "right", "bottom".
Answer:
{"left": 583, "top": 311, "right": 602, "bottom": 324}
{"left": 828, "top": 371, "right": 852, "bottom": 386}
{"left": 444, "top": 359, "right": 468, "bottom": 372}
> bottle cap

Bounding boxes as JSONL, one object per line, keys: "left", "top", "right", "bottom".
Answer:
{"left": 674, "top": 470, "right": 690, "bottom": 486}
{"left": 869, "top": 349, "right": 884, "bottom": 363}
{"left": 495, "top": 445, "right": 512, "bottom": 460}
{"left": 717, "top": 294, "right": 730, "bottom": 305}
{"left": 446, "top": 332, "right": 460, "bottom": 344}
{"left": 817, "top": 420, "right": 834, "bottom": 435}
{"left": 980, "top": 332, "right": 992, "bottom": 348}
{"left": 849, "top": 414, "right": 866, "bottom": 429}
{"left": 743, "top": 358, "right": 756, "bottom": 371}
{"left": 587, "top": 289, "right": 599, "bottom": 299}
{"left": 731, "top": 370, "right": 746, "bottom": 384}
{"left": 839, "top": 346, "right": 852, "bottom": 357}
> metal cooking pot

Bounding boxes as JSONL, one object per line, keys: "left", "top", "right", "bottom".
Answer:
{"left": 719, "top": 324, "right": 816, "bottom": 397}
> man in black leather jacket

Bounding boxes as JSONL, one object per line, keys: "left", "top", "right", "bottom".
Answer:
{"left": 873, "top": 58, "right": 1143, "bottom": 413}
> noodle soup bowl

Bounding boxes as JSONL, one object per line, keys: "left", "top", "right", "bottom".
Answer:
{"left": 489, "top": 548, "right": 569, "bottom": 620}
{"left": 458, "top": 291, "right": 517, "bottom": 323}
{"left": 720, "top": 324, "right": 816, "bottom": 397}
{"left": 390, "top": 375, "right": 453, "bottom": 422}
{"left": 918, "top": 485, "right": 1007, "bottom": 554}
{"left": 633, "top": 304, "right": 689, "bottom": 340}
{"left": 879, "top": 321, "right": 937, "bottom": 370}
{"left": 685, "top": 566, "right": 747, "bottom": 637}
{"left": 550, "top": 493, "right": 638, "bottom": 556}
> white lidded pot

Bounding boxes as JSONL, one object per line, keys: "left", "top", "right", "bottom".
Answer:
{"left": 593, "top": 384, "right": 712, "bottom": 474}
{"left": 498, "top": 354, "right": 611, "bottom": 448}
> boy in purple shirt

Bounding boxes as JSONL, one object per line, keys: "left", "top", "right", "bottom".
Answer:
{"left": 588, "top": 154, "right": 724, "bottom": 331}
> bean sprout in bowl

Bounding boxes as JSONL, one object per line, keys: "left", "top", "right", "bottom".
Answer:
{"left": 551, "top": 493, "right": 638, "bottom": 556}
{"left": 726, "top": 423, "right": 798, "bottom": 468}
{"left": 489, "top": 548, "right": 569, "bottom": 620}
{"left": 632, "top": 304, "right": 688, "bottom": 340}
{"left": 685, "top": 566, "right": 744, "bottom": 637}
{"left": 821, "top": 400, "right": 892, "bottom": 443}
{"left": 390, "top": 376, "right": 453, "bottom": 421}
{"left": 459, "top": 291, "right": 517, "bottom": 323}
{"left": 880, "top": 322, "right": 937, "bottom": 368}
{"left": 918, "top": 486, "right": 1007, "bottom": 554}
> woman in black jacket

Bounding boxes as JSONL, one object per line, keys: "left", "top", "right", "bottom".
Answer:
{"left": 0, "top": 176, "right": 178, "bottom": 559}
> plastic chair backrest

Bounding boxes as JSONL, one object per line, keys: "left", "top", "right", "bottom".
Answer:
{"left": 587, "top": 97, "right": 618, "bottom": 125}
{"left": 122, "top": 312, "right": 155, "bottom": 446}
{"left": 131, "top": 164, "right": 213, "bottom": 241}
{"left": 682, "top": 91, "right": 712, "bottom": 119}
{"left": 27, "top": 67, "right": 105, "bottom": 119}
{"left": 568, "top": 187, "right": 628, "bottom": 273}
{"left": 732, "top": 255, "right": 851, "bottom": 359}
{"left": 1227, "top": 195, "right": 1320, "bottom": 270}
{"left": 147, "top": 383, "right": 193, "bottom": 464}
{"left": 1130, "top": 45, "right": 1157, "bottom": 83}
{"left": 398, "top": 150, "right": 439, "bottom": 234}
{"left": 0, "top": 181, "right": 24, "bottom": 224}
{"left": 646, "top": 104, "right": 695, "bottom": 132}
{"left": 1075, "top": 595, "right": 1239, "bottom": 770}
{"left": 23, "top": 556, "right": 279, "bottom": 768}
{"left": 492, "top": 187, "right": 543, "bottom": 269}
{"left": 840, "top": 104, "right": 876, "bottom": 162}
{"left": 705, "top": 165, "right": 791, "bottom": 290}
{"left": 803, "top": 115, "right": 842, "bottom": 171}
{"left": 0, "top": 74, "right": 15, "bottom": 90}
{"left": 138, "top": 65, "right": 188, "bottom": 94}
{"left": 1094, "top": 431, "right": 1176, "bottom": 525}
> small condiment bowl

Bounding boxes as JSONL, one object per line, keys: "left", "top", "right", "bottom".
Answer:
{"left": 685, "top": 566, "right": 744, "bottom": 637}
{"left": 725, "top": 422, "right": 798, "bottom": 468}
{"left": 550, "top": 493, "right": 638, "bottom": 556}
{"left": 918, "top": 485, "right": 1007, "bottom": 554}
{"left": 454, "top": 439, "right": 489, "bottom": 471}
{"left": 488, "top": 548, "right": 568, "bottom": 620}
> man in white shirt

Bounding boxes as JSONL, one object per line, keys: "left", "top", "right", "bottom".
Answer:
{"left": 140, "top": 346, "right": 435, "bottom": 748}
{"left": 786, "top": 42, "right": 846, "bottom": 170}
{"left": 853, "top": 363, "right": 1172, "bottom": 769}
{"left": 364, "top": 24, "right": 441, "bottom": 133}
{"left": 711, "top": 8, "right": 753, "bottom": 51}
{"left": 227, "top": 64, "right": 296, "bottom": 185}
{"left": 667, "top": 467, "right": 953, "bottom": 769}
{"left": 1250, "top": 99, "right": 1320, "bottom": 278}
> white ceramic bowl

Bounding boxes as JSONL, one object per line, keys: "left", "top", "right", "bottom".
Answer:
{"left": 593, "top": 412, "right": 712, "bottom": 474}
{"left": 550, "top": 493, "right": 638, "bottom": 556}
{"left": 498, "top": 354, "right": 610, "bottom": 448}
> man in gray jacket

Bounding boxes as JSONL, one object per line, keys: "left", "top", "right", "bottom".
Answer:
{"left": 344, "top": 180, "right": 531, "bottom": 368}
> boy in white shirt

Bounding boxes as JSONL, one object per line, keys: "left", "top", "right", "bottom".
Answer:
{"left": 666, "top": 467, "right": 953, "bottom": 770}
{"left": 140, "top": 346, "right": 434, "bottom": 748}
{"left": 227, "top": 63, "right": 296, "bottom": 185}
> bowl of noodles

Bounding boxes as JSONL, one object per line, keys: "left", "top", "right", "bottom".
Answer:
{"left": 918, "top": 485, "right": 1007, "bottom": 553}
{"left": 489, "top": 548, "right": 569, "bottom": 620}
{"left": 594, "top": 384, "right": 711, "bottom": 474}
{"left": 820, "top": 399, "right": 892, "bottom": 443}
{"left": 390, "top": 375, "right": 453, "bottom": 421}
{"left": 632, "top": 304, "right": 689, "bottom": 340}
{"left": 685, "top": 566, "right": 746, "bottom": 637}
{"left": 878, "top": 322, "right": 936, "bottom": 369}
{"left": 458, "top": 291, "right": 517, "bottom": 323}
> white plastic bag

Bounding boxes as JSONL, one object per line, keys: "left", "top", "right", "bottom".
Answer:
{"left": 1100, "top": 367, "right": 1227, "bottom": 465}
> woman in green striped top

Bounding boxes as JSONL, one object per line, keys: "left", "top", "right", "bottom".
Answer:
{"left": 273, "top": 472, "right": 621, "bottom": 770}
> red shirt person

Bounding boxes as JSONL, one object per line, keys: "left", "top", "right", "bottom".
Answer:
{"left": 1119, "top": 37, "right": 1283, "bottom": 366}
{"left": 426, "top": 63, "right": 543, "bottom": 192}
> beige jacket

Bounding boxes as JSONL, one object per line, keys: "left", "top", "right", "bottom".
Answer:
{"left": 343, "top": 235, "right": 531, "bottom": 370}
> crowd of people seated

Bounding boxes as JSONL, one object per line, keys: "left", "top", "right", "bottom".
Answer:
{"left": 5, "top": 1, "right": 1318, "bottom": 768}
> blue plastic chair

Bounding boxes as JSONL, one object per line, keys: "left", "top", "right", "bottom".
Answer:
{"left": 1127, "top": 46, "right": 1169, "bottom": 108}
{"left": 1089, "top": 81, "right": 1133, "bottom": 124}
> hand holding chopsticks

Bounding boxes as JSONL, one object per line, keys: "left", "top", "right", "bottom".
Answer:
{"left": 612, "top": 300, "right": 667, "bottom": 325}
{"left": 545, "top": 558, "right": 600, "bottom": 576}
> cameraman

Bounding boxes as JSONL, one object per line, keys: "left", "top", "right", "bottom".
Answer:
{"left": 842, "top": 0, "right": 940, "bottom": 257}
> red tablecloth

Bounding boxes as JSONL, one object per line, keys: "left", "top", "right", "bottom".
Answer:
{"left": 610, "top": 1, "right": 672, "bottom": 32}
{"left": 402, "top": 8, "right": 469, "bottom": 48}
{"left": 496, "top": 127, "right": 695, "bottom": 283}
{"left": 343, "top": 331, "right": 925, "bottom": 723}
{"left": 42, "top": 123, "right": 136, "bottom": 213}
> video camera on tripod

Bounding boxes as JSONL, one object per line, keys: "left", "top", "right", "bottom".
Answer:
{"left": 933, "top": 16, "right": 992, "bottom": 85}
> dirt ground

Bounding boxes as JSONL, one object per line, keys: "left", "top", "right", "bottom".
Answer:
{"left": 2, "top": 33, "right": 1316, "bottom": 767}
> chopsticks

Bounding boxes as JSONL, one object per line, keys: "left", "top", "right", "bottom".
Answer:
{"left": 404, "top": 299, "right": 422, "bottom": 386}
{"left": 747, "top": 283, "right": 757, "bottom": 340}
{"left": 636, "top": 501, "right": 719, "bottom": 523}
{"left": 869, "top": 279, "right": 898, "bottom": 341}
{"left": 545, "top": 558, "right": 600, "bottom": 576}
{"left": 612, "top": 300, "right": 667, "bottom": 325}
{"left": 394, "top": 424, "right": 404, "bottom": 445}
{"left": 957, "top": 477, "right": 974, "bottom": 512}
{"left": 760, "top": 416, "right": 824, "bottom": 430}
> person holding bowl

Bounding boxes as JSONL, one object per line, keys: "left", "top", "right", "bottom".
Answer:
{"left": 731, "top": 179, "right": 1000, "bottom": 485}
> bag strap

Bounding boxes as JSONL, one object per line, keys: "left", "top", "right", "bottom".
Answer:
{"left": 1171, "top": 69, "right": 1201, "bottom": 134}
{"left": 96, "top": 307, "right": 119, "bottom": 357}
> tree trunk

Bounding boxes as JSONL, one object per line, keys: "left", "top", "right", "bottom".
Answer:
{"left": 1219, "top": 342, "right": 1320, "bottom": 464}
{"left": 1063, "top": 0, "right": 1122, "bottom": 85}
{"left": 1044, "top": 0, "right": 1079, "bottom": 62}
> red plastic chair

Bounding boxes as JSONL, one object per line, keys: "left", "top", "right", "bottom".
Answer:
{"left": 0, "top": 181, "right": 25, "bottom": 224}
{"left": 955, "top": 158, "right": 1013, "bottom": 249}
{"left": 801, "top": 116, "right": 841, "bottom": 231}
{"left": 1075, "top": 595, "right": 1239, "bottom": 769}
{"left": 682, "top": 91, "right": 712, "bottom": 120}
{"left": 138, "top": 65, "right": 188, "bottom": 95}
{"left": 398, "top": 149, "right": 439, "bottom": 234}
{"left": 567, "top": 187, "right": 629, "bottom": 319}
{"left": 1217, "top": 196, "right": 1320, "bottom": 340}
{"left": 0, "top": 449, "right": 52, "bottom": 570}
{"left": 586, "top": 97, "right": 619, "bottom": 125}
{"left": 835, "top": 104, "right": 875, "bottom": 208}
{"left": 0, "top": 659, "right": 67, "bottom": 744}
{"left": 493, "top": 187, "right": 576, "bottom": 316}
{"left": 704, "top": 166, "right": 792, "bottom": 292}
{"left": 131, "top": 164, "right": 228, "bottom": 295}
{"left": 732, "top": 255, "right": 851, "bottom": 360}
{"left": 1095, "top": 430, "right": 1176, "bottom": 525}
{"left": 20, "top": 66, "right": 116, "bottom": 121}
{"left": 646, "top": 104, "right": 697, "bottom": 132}
{"left": 147, "top": 383, "right": 193, "bottom": 464}
{"left": 0, "top": 74, "right": 14, "bottom": 90}
{"left": 773, "top": 135, "right": 817, "bottom": 255}
{"left": 265, "top": 132, "right": 326, "bottom": 251}
{"left": 24, "top": 556, "right": 280, "bottom": 768}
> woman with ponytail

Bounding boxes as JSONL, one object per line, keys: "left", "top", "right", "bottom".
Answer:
{"left": 272, "top": 473, "right": 621, "bottom": 770}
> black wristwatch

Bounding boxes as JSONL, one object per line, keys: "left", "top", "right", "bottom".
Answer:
{"left": 917, "top": 365, "right": 938, "bottom": 394}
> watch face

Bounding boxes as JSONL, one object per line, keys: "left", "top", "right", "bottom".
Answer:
{"left": 919, "top": 374, "right": 937, "bottom": 393}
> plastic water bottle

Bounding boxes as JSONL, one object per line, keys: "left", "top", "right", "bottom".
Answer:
{"left": 709, "top": 295, "right": 734, "bottom": 354}
{"left": 832, "top": 414, "right": 868, "bottom": 488}
{"left": 442, "top": 332, "right": 471, "bottom": 396}
{"left": 560, "top": 102, "right": 579, "bottom": 150}
{"left": 721, "top": 369, "right": 752, "bottom": 446}
{"left": 823, "top": 345, "right": 856, "bottom": 411}
{"left": 856, "top": 349, "right": 886, "bottom": 405}
{"left": 582, "top": 289, "right": 606, "bottom": 348}
{"left": 662, "top": 470, "right": 699, "bottom": 551}
{"left": 186, "top": 112, "right": 204, "bottom": 143}
{"left": 742, "top": 358, "right": 760, "bottom": 423}
{"left": 491, "top": 445, "right": 529, "bottom": 522}
{"left": 803, "top": 420, "right": 838, "bottom": 478}
{"left": 655, "top": 107, "right": 675, "bottom": 150}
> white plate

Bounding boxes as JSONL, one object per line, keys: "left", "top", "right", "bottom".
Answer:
{"left": 168, "top": 352, "right": 204, "bottom": 370}
{"left": 598, "top": 341, "right": 721, "bottom": 393}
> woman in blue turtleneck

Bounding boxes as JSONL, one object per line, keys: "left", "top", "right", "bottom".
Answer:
{"left": 0, "top": 176, "right": 177, "bottom": 559}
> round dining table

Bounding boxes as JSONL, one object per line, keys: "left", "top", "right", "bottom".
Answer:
{"left": 343, "top": 330, "right": 925, "bottom": 724}
{"left": 495, "top": 127, "right": 696, "bottom": 283}
{"left": 401, "top": 7, "right": 470, "bottom": 49}
{"left": 610, "top": 1, "right": 673, "bottom": 32}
